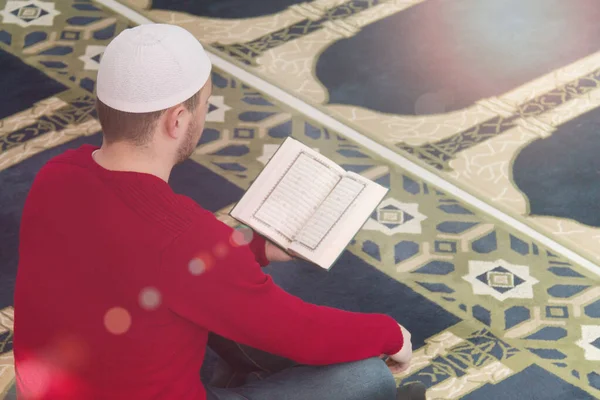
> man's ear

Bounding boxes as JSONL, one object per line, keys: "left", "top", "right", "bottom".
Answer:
{"left": 162, "top": 105, "right": 186, "bottom": 139}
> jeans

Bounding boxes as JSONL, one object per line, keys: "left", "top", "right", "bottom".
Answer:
{"left": 203, "top": 334, "right": 398, "bottom": 400}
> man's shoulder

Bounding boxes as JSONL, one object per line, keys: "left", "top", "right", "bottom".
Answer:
{"left": 170, "top": 194, "right": 210, "bottom": 222}
{"left": 45, "top": 144, "right": 97, "bottom": 169}
{"left": 162, "top": 198, "right": 235, "bottom": 252}
{"left": 171, "top": 196, "right": 226, "bottom": 234}
{"left": 28, "top": 145, "right": 97, "bottom": 191}
{"left": 25, "top": 145, "right": 96, "bottom": 197}
{"left": 30, "top": 145, "right": 218, "bottom": 238}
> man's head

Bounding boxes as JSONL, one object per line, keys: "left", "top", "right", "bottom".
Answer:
{"left": 95, "top": 24, "right": 213, "bottom": 164}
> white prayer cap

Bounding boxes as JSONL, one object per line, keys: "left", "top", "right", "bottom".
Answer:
{"left": 96, "top": 24, "right": 212, "bottom": 113}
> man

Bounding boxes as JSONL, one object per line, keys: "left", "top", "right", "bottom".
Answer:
{"left": 13, "top": 24, "right": 422, "bottom": 399}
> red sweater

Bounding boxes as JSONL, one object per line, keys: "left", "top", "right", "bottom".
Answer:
{"left": 13, "top": 145, "right": 404, "bottom": 399}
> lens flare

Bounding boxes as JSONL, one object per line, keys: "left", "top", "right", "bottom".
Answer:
{"left": 230, "top": 226, "right": 254, "bottom": 247}
{"left": 139, "top": 287, "right": 161, "bottom": 310}
{"left": 188, "top": 258, "right": 206, "bottom": 275}
{"left": 16, "top": 358, "right": 52, "bottom": 398}
{"left": 214, "top": 242, "right": 229, "bottom": 259}
{"left": 53, "top": 336, "right": 89, "bottom": 369}
{"left": 103, "top": 307, "right": 131, "bottom": 335}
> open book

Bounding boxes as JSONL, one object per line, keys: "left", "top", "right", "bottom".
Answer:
{"left": 230, "top": 137, "right": 388, "bottom": 269}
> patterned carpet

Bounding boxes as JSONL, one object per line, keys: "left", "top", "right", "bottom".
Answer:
{"left": 1, "top": 1, "right": 600, "bottom": 399}
{"left": 123, "top": 0, "right": 600, "bottom": 266}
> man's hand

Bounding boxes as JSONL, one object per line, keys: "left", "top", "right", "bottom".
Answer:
{"left": 265, "top": 241, "right": 293, "bottom": 263}
{"left": 387, "top": 324, "right": 412, "bottom": 373}
{"left": 384, "top": 357, "right": 410, "bottom": 374}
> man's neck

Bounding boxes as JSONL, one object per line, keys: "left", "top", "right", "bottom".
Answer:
{"left": 92, "top": 142, "right": 172, "bottom": 182}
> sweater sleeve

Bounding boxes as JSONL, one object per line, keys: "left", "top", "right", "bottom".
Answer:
{"left": 159, "top": 215, "right": 404, "bottom": 365}
{"left": 247, "top": 231, "right": 269, "bottom": 267}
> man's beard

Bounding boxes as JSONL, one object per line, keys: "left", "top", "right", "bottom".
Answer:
{"left": 175, "top": 118, "right": 200, "bottom": 164}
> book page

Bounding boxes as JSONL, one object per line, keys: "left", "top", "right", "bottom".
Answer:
{"left": 230, "top": 137, "right": 344, "bottom": 248}
{"left": 293, "top": 176, "right": 365, "bottom": 249}
{"left": 289, "top": 172, "right": 388, "bottom": 269}
{"left": 253, "top": 152, "right": 341, "bottom": 240}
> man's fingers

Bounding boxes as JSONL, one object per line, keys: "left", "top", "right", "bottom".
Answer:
{"left": 385, "top": 359, "right": 410, "bottom": 374}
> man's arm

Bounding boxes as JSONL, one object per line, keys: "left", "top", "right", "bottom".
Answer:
{"left": 247, "top": 230, "right": 270, "bottom": 266}
{"left": 159, "top": 214, "right": 405, "bottom": 365}
{"left": 241, "top": 228, "right": 292, "bottom": 265}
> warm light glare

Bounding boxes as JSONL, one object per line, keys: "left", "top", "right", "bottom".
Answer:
{"left": 231, "top": 226, "right": 254, "bottom": 247}
{"left": 188, "top": 258, "right": 206, "bottom": 276}
{"left": 214, "top": 242, "right": 229, "bottom": 258}
{"left": 103, "top": 307, "right": 131, "bottom": 335}
{"left": 139, "top": 287, "right": 161, "bottom": 310}
{"left": 17, "top": 359, "right": 52, "bottom": 398}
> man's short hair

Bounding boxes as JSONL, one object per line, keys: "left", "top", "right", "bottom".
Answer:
{"left": 96, "top": 89, "right": 202, "bottom": 145}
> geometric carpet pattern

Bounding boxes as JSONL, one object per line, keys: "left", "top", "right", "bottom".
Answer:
{"left": 0, "top": 1, "right": 599, "bottom": 399}
{"left": 127, "top": 0, "right": 600, "bottom": 265}
{"left": 193, "top": 69, "right": 600, "bottom": 399}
